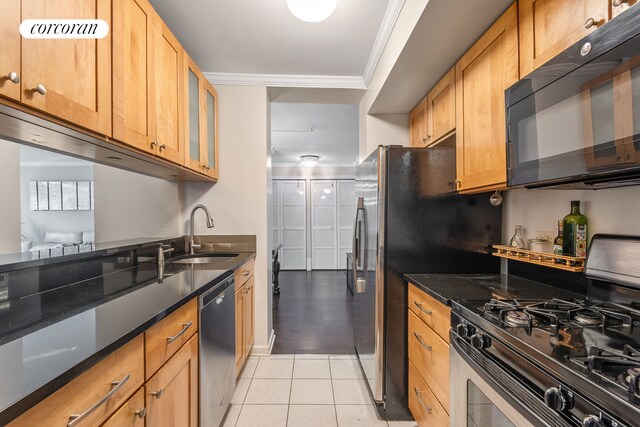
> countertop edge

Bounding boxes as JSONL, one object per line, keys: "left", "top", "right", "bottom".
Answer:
{"left": 403, "top": 273, "right": 450, "bottom": 306}
{"left": 0, "top": 251, "right": 256, "bottom": 424}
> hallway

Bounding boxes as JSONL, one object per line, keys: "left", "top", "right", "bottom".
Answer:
{"left": 272, "top": 270, "right": 355, "bottom": 354}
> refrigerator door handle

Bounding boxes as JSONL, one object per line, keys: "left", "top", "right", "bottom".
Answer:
{"left": 353, "top": 197, "right": 365, "bottom": 293}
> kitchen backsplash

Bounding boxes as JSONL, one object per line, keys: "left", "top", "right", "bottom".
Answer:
{"left": 503, "top": 186, "right": 640, "bottom": 245}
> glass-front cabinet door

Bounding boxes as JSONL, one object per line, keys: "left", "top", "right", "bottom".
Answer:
{"left": 183, "top": 55, "right": 218, "bottom": 179}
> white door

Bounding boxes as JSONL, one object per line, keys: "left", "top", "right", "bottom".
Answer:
{"left": 311, "top": 180, "right": 337, "bottom": 269}
{"left": 337, "top": 180, "right": 355, "bottom": 269}
{"left": 279, "top": 180, "right": 307, "bottom": 270}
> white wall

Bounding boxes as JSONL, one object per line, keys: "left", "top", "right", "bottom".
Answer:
{"left": 503, "top": 187, "right": 640, "bottom": 244}
{"left": 182, "top": 85, "right": 274, "bottom": 354}
{"left": 94, "top": 164, "right": 180, "bottom": 243}
{"left": 0, "top": 140, "right": 21, "bottom": 255}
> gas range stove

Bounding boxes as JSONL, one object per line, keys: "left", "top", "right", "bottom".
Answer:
{"left": 450, "top": 235, "right": 640, "bottom": 427}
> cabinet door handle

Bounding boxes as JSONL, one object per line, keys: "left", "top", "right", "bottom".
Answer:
{"left": 613, "top": 0, "right": 628, "bottom": 6}
{"left": 67, "top": 373, "right": 131, "bottom": 427}
{"left": 158, "top": 144, "right": 166, "bottom": 151}
{"left": 150, "top": 141, "right": 158, "bottom": 149}
{"left": 5, "top": 71, "right": 19, "bottom": 84}
{"left": 413, "top": 332, "right": 433, "bottom": 351}
{"left": 134, "top": 408, "right": 147, "bottom": 419}
{"left": 414, "top": 388, "right": 433, "bottom": 414}
{"left": 166, "top": 321, "right": 193, "bottom": 344}
{"left": 32, "top": 84, "right": 46, "bottom": 95}
{"left": 584, "top": 17, "right": 601, "bottom": 29}
{"left": 151, "top": 389, "right": 163, "bottom": 399}
{"left": 413, "top": 301, "right": 432, "bottom": 315}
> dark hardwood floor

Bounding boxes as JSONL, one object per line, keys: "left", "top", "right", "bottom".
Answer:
{"left": 272, "top": 270, "right": 355, "bottom": 354}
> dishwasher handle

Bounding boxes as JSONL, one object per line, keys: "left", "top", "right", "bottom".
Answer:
{"left": 201, "top": 277, "right": 234, "bottom": 308}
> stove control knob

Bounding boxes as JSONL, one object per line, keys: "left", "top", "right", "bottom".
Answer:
{"left": 456, "top": 323, "right": 474, "bottom": 338}
{"left": 582, "top": 415, "right": 605, "bottom": 427}
{"left": 470, "top": 333, "right": 490, "bottom": 349}
{"left": 544, "top": 387, "right": 574, "bottom": 411}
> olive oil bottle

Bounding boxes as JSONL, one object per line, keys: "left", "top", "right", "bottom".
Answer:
{"left": 562, "top": 201, "right": 588, "bottom": 257}
{"left": 553, "top": 220, "right": 563, "bottom": 261}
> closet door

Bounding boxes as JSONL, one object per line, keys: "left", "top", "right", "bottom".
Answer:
{"left": 311, "top": 180, "right": 337, "bottom": 270}
{"left": 337, "top": 180, "right": 355, "bottom": 270}
{"left": 280, "top": 180, "right": 307, "bottom": 270}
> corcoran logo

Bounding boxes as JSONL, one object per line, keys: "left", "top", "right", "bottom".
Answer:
{"left": 19, "top": 19, "right": 109, "bottom": 39}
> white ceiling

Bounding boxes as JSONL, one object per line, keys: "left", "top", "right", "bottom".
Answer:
{"left": 149, "top": 0, "right": 397, "bottom": 85}
{"left": 271, "top": 103, "right": 358, "bottom": 166}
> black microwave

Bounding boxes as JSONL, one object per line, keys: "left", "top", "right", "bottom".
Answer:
{"left": 506, "top": 7, "right": 640, "bottom": 189}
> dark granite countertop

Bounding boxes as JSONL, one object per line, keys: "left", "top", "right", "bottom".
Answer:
{"left": 0, "top": 249, "right": 255, "bottom": 424}
{"left": 404, "top": 273, "right": 583, "bottom": 306}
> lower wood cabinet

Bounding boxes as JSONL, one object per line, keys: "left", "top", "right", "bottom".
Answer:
{"left": 407, "top": 283, "right": 450, "bottom": 426}
{"left": 9, "top": 335, "right": 144, "bottom": 427}
{"left": 235, "top": 259, "right": 255, "bottom": 376}
{"left": 101, "top": 387, "right": 146, "bottom": 427}
{"left": 146, "top": 334, "right": 198, "bottom": 427}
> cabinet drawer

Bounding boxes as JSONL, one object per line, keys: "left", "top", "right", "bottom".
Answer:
{"left": 9, "top": 335, "right": 144, "bottom": 427}
{"left": 408, "top": 310, "right": 450, "bottom": 412}
{"left": 408, "top": 360, "right": 449, "bottom": 427}
{"left": 408, "top": 284, "right": 451, "bottom": 343}
{"left": 234, "top": 258, "right": 255, "bottom": 289}
{"left": 101, "top": 387, "right": 146, "bottom": 427}
{"left": 145, "top": 298, "right": 198, "bottom": 379}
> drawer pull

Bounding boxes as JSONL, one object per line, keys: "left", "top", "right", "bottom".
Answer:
{"left": 151, "top": 389, "right": 163, "bottom": 399}
{"left": 414, "top": 387, "right": 433, "bottom": 414}
{"left": 166, "top": 321, "right": 193, "bottom": 344}
{"left": 414, "top": 301, "right": 432, "bottom": 315}
{"left": 67, "top": 373, "right": 131, "bottom": 427}
{"left": 243, "top": 270, "right": 250, "bottom": 276}
{"left": 135, "top": 408, "right": 147, "bottom": 419}
{"left": 413, "top": 332, "right": 432, "bottom": 351}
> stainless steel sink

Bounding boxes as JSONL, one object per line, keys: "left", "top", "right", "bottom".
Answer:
{"left": 171, "top": 253, "right": 239, "bottom": 264}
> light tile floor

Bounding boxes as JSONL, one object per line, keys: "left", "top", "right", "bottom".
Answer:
{"left": 222, "top": 354, "right": 418, "bottom": 427}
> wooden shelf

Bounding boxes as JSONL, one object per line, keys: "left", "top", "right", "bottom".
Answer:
{"left": 491, "top": 245, "right": 585, "bottom": 273}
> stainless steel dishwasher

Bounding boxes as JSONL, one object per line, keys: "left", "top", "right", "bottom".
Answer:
{"left": 200, "top": 275, "right": 235, "bottom": 427}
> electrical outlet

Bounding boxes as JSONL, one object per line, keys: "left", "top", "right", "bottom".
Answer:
{"left": 535, "top": 231, "right": 554, "bottom": 242}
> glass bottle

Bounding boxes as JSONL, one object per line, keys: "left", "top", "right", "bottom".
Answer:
{"left": 562, "top": 201, "right": 588, "bottom": 257}
{"left": 509, "top": 225, "right": 527, "bottom": 249}
{"left": 553, "top": 220, "right": 563, "bottom": 262}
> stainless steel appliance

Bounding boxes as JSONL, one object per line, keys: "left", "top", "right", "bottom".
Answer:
{"left": 450, "top": 235, "right": 640, "bottom": 427}
{"left": 200, "top": 275, "right": 235, "bottom": 427}
{"left": 506, "top": 7, "right": 640, "bottom": 189}
{"left": 352, "top": 146, "right": 502, "bottom": 419}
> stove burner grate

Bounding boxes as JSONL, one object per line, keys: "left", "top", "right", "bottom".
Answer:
{"left": 573, "top": 310, "right": 603, "bottom": 326}
{"left": 504, "top": 310, "right": 532, "bottom": 327}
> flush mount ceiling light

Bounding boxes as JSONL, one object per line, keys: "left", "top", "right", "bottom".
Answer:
{"left": 300, "top": 155, "right": 320, "bottom": 167}
{"left": 287, "top": 0, "right": 337, "bottom": 22}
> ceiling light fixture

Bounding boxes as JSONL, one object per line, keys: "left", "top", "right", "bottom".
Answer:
{"left": 287, "top": 0, "right": 337, "bottom": 23}
{"left": 300, "top": 155, "right": 320, "bottom": 167}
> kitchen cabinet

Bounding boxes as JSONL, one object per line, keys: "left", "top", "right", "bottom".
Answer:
{"left": 455, "top": 2, "right": 518, "bottom": 193}
{"left": 113, "top": 0, "right": 184, "bottom": 164}
{"left": 19, "top": 0, "right": 112, "bottom": 135}
{"left": 235, "top": 258, "right": 255, "bottom": 376}
{"left": 0, "top": 1, "right": 21, "bottom": 101}
{"left": 409, "top": 95, "right": 429, "bottom": 147}
{"left": 146, "top": 334, "right": 198, "bottom": 427}
{"left": 427, "top": 67, "right": 456, "bottom": 144}
{"left": 9, "top": 335, "right": 144, "bottom": 427}
{"left": 407, "top": 283, "right": 450, "bottom": 422}
{"left": 184, "top": 56, "right": 219, "bottom": 178}
{"left": 101, "top": 387, "right": 146, "bottom": 427}
{"left": 145, "top": 297, "right": 197, "bottom": 380}
{"left": 519, "top": 0, "right": 609, "bottom": 77}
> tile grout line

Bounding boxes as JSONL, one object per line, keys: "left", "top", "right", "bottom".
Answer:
{"left": 329, "top": 355, "right": 340, "bottom": 427}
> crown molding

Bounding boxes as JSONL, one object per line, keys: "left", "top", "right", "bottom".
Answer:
{"left": 363, "top": 0, "right": 406, "bottom": 86}
{"left": 203, "top": 72, "right": 366, "bottom": 89}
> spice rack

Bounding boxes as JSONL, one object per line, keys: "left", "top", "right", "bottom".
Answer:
{"left": 491, "top": 245, "right": 585, "bottom": 273}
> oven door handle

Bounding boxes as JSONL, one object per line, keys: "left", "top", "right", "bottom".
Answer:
{"left": 450, "top": 332, "right": 571, "bottom": 427}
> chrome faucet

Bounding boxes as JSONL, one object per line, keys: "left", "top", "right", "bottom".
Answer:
{"left": 189, "top": 204, "right": 215, "bottom": 254}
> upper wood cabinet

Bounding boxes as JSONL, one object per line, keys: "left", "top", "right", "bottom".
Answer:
{"left": 146, "top": 334, "right": 198, "bottom": 427}
{"left": 409, "top": 67, "right": 455, "bottom": 148}
{"left": 427, "top": 67, "right": 456, "bottom": 144}
{"left": 409, "top": 95, "right": 429, "bottom": 147}
{"left": 0, "top": 1, "right": 21, "bottom": 101}
{"left": 19, "top": 0, "right": 112, "bottom": 135}
{"left": 184, "top": 56, "right": 219, "bottom": 179}
{"left": 113, "top": 0, "right": 184, "bottom": 164}
{"left": 455, "top": 2, "right": 518, "bottom": 193}
{"left": 519, "top": 0, "right": 610, "bottom": 77}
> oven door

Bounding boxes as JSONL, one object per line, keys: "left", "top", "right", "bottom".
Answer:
{"left": 450, "top": 334, "right": 571, "bottom": 427}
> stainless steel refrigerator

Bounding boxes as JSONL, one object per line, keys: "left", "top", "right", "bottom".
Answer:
{"left": 352, "top": 146, "right": 502, "bottom": 420}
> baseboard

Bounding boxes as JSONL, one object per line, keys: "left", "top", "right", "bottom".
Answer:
{"left": 250, "top": 329, "right": 275, "bottom": 356}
